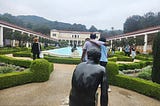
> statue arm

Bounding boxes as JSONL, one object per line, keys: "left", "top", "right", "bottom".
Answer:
{"left": 100, "top": 70, "right": 108, "bottom": 106}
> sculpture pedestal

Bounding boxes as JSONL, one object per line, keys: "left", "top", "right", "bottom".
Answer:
{"left": 71, "top": 50, "right": 79, "bottom": 57}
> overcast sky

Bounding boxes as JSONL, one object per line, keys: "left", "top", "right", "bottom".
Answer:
{"left": 0, "top": 0, "right": 160, "bottom": 30}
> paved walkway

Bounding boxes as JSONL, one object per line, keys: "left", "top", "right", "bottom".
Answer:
{"left": 0, "top": 63, "right": 160, "bottom": 106}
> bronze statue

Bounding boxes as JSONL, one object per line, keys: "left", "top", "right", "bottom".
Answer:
{"left": 69, "top": 48, "right": 108, "bottom": 106}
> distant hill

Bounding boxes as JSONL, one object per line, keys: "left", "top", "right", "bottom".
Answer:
{"left": 0, "top": 13, "right": 88, "bottom": 35}
{"left": 0, "top": 13, "right": 123, "bottom": 37}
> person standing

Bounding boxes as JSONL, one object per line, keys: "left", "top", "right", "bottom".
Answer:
{"left": 90, "top": 37, "right": 111, "bottom": 92}
{"left": 81, "top": 33, "right": 100, "bottom": 62}
{"left": 69, "top": 48, "right": 108, "bottom": 106}
{"left": 131, "top": 47, "right": 136, "bottom": 61}
{"left": 31, "top": 37, "right": 41, "bottom": 60}
{"left": 125, "top": 44, "right": 130, "bottom": 57}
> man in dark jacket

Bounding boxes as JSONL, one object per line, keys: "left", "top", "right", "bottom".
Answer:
{"left": 69, "top": 48, "right": 108, "bottom": 106}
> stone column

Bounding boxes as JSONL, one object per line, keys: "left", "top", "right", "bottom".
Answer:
{"left": 12, "top": 29, "right": 15, "bottom": 47}
{"left": 110, "top": 40, "right": 113, "bottom": 48}
{"left": 143, "top": 34, "right": 148, "bottom": 54}
{"left": 0, "top": 26, "right": 4, "bottom": 47}
{"left": 26, "top": 33, "right": 29, "bottom": 48}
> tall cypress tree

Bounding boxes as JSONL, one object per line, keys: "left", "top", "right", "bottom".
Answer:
{"left": 152, "top": 32, "right": 160, "bottom": 84}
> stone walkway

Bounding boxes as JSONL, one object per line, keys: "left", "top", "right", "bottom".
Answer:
{"left": 0, "top": 63, "right": 160, "bottom": 106}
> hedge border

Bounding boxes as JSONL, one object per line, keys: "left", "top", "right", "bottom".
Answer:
{"left": 0, "top": 58, "right": 53, "bottom": 89}
{"left": 107, "top": 62, "right": 160, "bottom": 100}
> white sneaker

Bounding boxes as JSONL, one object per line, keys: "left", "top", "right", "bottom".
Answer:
{"left": 108, "top": 88, "right": 111, "bottom": 92}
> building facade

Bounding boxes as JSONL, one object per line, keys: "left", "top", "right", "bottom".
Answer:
{"left": 106, "top": 26, "right": 160, "bottom": 53}
{"left": 50, "top": 29, "right": 100, "bottom": 46}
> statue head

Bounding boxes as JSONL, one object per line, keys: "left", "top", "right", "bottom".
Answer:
{"left": 87, "top": 48, "right": 101, "bottom": 64}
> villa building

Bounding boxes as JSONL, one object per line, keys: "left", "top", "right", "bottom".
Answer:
{"left": 50, "top": 29, "right": 100, "bottom": 46}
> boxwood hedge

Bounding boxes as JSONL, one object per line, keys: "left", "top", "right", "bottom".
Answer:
{"left": 0, "top": 58, "right": 53, "bottom": 89}
{"left": 113, "top": 74, "right": 160, "bottom": 100}
{"left": 0, "top": 55, "right": 31, "bottom": 68}
{"left": 44, "top": 56, "right": 81, "bottom": 64}
{"left": 107, "top": 63, "right": 160, "bottom": 100}
{"left": 30, "top": 59, "right": 53, "bottom": 82}
{"left": 13, "top": 51, "right": 32, "bottom": 58}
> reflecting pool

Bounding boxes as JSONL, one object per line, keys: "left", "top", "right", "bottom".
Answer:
{"left": 45, "top": 46, "right": 82, "bottom": 57}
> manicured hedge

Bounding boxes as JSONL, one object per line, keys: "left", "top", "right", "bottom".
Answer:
{"left": 114, "top": 51, "right": 125, "bottom": 55}
{"left": 13, "top": 51, "right": 32, "bottom": 58}
{"left": 0, "top": 47, "right": 29, "bottom": 54}
{"left": 113, "top": 74, "right": 160, "bottom": 100}
{"left": 0, "top": 59, "right": 53, "bottom": 89}
{"left": 107, "top": 62, "right": 119, "bottom": 82}
{"left": 117, "top": 56, "right": 133, "bottom": 62}
{"left": 44, "top": 56, "right": 81, "bottom": 64}
{"left": 108, "top": 57, "right": 117, "bottom": 62}
{"left": 0, "top": 70, "right": 33, "bottom": 89}
{"left": 135, "top": 55, "right": 153, "bottom": 61}
{"left": 0, "top": 55, "right": 31, "bottom": 68}
{"left": 118, "top": 60, "right": 153, "bottom": 71}
{"left": 30, "top": 59, "right": 53, "bottom": 82}
{"left": 106, "top": 63, "right": 160, "bottom": 100}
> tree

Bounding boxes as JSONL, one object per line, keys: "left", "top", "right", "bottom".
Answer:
{"left": 123, "top": 15, "right": 143, "bottom": 33}
{"left": 152, "top": 32, "right": 160, "bottom": 84}
{"left": 13, "top": 31, "right": 23, "bottom": 47}
{"left": 89, "top": 25, "right": 98, "bottom": 32}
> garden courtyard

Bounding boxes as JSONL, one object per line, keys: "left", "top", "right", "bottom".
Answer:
{"left": 0, "top": 60, "right": 160, "bottom": 106}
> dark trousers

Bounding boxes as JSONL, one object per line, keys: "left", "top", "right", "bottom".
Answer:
{"left": 100, "top": 61, "right": 109, "bottom": 90}
{"left": 33, "top": 53, "right": 40, "bottom": 60}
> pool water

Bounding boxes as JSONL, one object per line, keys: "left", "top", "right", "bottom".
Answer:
{"left": 47, "top": 46, "right": 82, "bottom": 57}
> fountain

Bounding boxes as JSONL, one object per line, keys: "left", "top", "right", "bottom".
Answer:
{"left": 43, "top": 46, "right": 82, "bottom": 57}
{"left": 71, "top": 43, "right": 79, "bottom": 57}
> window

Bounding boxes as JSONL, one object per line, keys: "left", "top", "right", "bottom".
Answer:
{"left": 53, "top": 34, "right": 56, "bottom": 36}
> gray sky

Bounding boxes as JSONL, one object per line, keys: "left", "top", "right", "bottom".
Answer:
{"left": 0, "top": 0, "right": 160, "bottom": 30}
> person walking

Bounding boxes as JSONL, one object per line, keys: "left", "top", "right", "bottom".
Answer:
{"left": 31, "top": 37, "right": 41, "bottom": 60}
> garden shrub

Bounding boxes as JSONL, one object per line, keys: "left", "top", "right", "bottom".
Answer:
{"left": 115, "top": 51, "right": 125, "bottom": 55}
{"left": 118, "top": 64, "right": 126, "bottom": 71}
{"left": 117, "top": 56, "right": 132, "bottom": 61}
{"left": 138, "top": 61, "right": 147, "bottom": 68}
{"left": 108, "top": 57, "right": 117, "bottom": 62}
{"left": 118, "top": 63, "right": 141, "bottom": 71}
{"left": 0, "top": 59, "right": 53, "bottom": 89}
{"left": 138, "top": 70, "right": 151, "bottom": 80}
{"left": 30, "top": 59, "right": 52, "bottom": 82}
{"left": 44, "top": 56, "right": 80, "bottom": 64}
{"left": 112, "top": 74, "right": 160, "bottom": 100}
{"left": 0, "top": 55, "right": 31, "bottom": 68}
{"left": 0, "top": 70, "right": 33, "bottom": 89}
{"left": 135, "top": 55, "right": 153, "bottom": 61}
{"left": 107, "top": 62, "right": 119, "bottom": 83}
{"left": 0, "top": 66, "right": 15, "bottom": 74}
{"left": 13, "top": 51, "right": 32, "bottom": 57}
{"left": 0, "top": 47, "right": 29, "bottom": 54}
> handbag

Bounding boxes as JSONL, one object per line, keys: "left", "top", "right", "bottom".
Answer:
{"left": 39, "top": 52, "right": 44, "bottom": 58}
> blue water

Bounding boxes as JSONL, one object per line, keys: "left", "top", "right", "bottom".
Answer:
{"left": 47, "top": 47, "right": 82, "bottom": 56}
